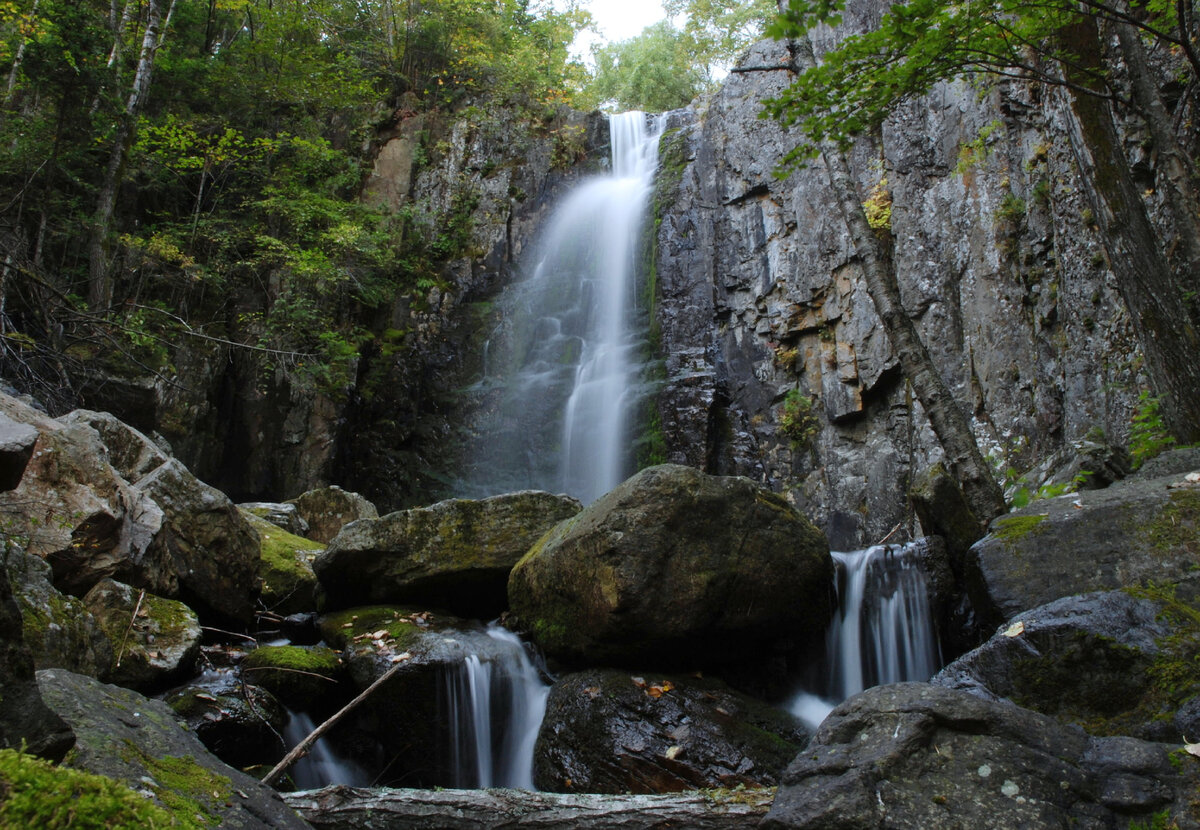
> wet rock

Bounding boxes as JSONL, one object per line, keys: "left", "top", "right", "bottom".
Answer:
{"left": 4, "top": 547, "right": 112, "bottom": 678}
{"left": 242, "top": 510, "right": 323, "bottom": 616}
{"left": 762, "top": 683, "right": 1200, "bottom": 829}
{"left": 508, "top": 464, "right": 833, "bottom": 669}
{"left": 83, "top": 578, "right": 201, "bottom": 692}
{"left": 0, "top": 410, "right": 37, "bottom": 490}
{"left": 287, "top": 486, "right": 378, "bottom": 544}
{"left": 240, "top": 501, "right": 310, "bottom": 537}
{"left": 933, "top": 591, "right": 1174, "bottom": 740}
{"left": 166, "top": 675, "right": 288, "bottom": 769}
{"left": 315, "top": 490, "right": 580, "bottom": 618}
{"left": 534, "top": 668, "right": 806, "bottom": 794}
{"left": 240, "top": 645, "right": 346, "bottom": 713}
{"left": 0, "top": 550, "right": 73, "bottom": 760}
{"left": 966, "top": 471, "right": 1200, "bottom": 628}
{"left": 909, "top": 463, "right": 985, "bottom": 563}
{"left": 36, "top": 668, "right": 311, "bottom": 828}
{"left": 1137, "top": 447, "right": 1200, "bottom": 480}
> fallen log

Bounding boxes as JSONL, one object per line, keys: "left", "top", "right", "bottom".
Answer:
{"left": 283, "top": 784, "right": 773, "bottom": 829}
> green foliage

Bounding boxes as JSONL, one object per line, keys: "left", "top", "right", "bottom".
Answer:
{"left": 954, "top": 119, "right": 1003, "bottom": 175}
{"left": 662, "top": 0, "right": 775, "bottom": 70}
{"left": 0, "top": 747, "right": 199, "bottom": 828}
{"left": 1130, "top": 391, "right": 1177, "bottom": 468}
{"left": 862, "top": 177, "right": 892, "bottom": 231}
{"left": 1129, "top": 811, "right": 1181, "bottom": 830}
{"left": 779, "top": 388, "right": 820, "bottom": 448}
{"left": 576, "top": 22, "right": 706, "bottom": 112}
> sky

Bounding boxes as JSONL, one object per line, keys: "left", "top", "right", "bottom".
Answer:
{"left": 567, "top": 0, "right": 672, "bottom": 61}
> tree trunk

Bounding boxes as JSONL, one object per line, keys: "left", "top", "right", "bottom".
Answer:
{"left": 282, "top": 785, "right": 772, "bottom": 830}
{"left": 787, "top": 35, "right": 1008, "bottom": 530}
{"left": 1061, "top": 17, "right": 1200, "bottom": 443}
{"left": 86, "top": 0, "right": 176, "bottom": 311}
{"left": 3, "top": 0, "right": 40, "bottom": 110}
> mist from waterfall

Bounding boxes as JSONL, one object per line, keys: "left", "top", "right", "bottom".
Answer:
{"left": 462, "top": 111, "right": 665, "bottom": 504}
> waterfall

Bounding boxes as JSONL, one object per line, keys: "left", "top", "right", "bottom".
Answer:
{"left": 462, "top": 111, "right": 665, "bottom": 504}
{"left": 282, "top": 711, "right": 369, "bottom": 789}
{"left": 790, "top": 542, "right": 942, "bottom": 729}
{"left": 444, "top": 624, "right": 550, "bottom": 789}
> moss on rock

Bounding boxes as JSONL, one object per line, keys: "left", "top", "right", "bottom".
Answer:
{"left": 241, "top": 510, "right": 324, "bottom": 615}
{"left": 240, "top": 644, "right": 344, "bottom": 711}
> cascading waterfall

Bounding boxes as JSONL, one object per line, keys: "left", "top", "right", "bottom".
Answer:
{"left": 790, "top": 541, "right": 943, "bottom": 729}
{"left": 283, "top": 711, "right": 369, "bottom": 789}
{"left": 443, "top": 624, "right": 550, "bottom": 788}
{"left": 462, "top": 111, "right": 666, "bottom": 504}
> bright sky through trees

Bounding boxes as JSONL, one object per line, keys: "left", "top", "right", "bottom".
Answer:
{"left": 565, "top": 0, "right": 672, "bottom": 61}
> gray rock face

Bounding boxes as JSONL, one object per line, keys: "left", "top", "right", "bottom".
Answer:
{"left": 763, "top": 683, "right": 1200, "bottom": 829}
{"left": 965, "top": 471, "right": 1200, "bottom": 627}
{"left": 507, "top": 464, "right": 833, "bottom": 669}
{"left": 933, "top": 591, "right": 1174, "bottom": 740}
{"left": 533, "top": 668, "right": 807, "bottom": 794}
{"left": 315, "top": 490, "right": 580, "bottom": 617}
{"left": 166, "top": 680, "right": 288, "bottom": 769}
{"left": 36, "top": 668, "right": 311, "bottom": 829}
{"left": 286, "top": 485, "right": 377, "bottom": 544}
{"left": 0, "top": 410, "right": 37, "bottom": 490}
{"left": 653, "top": 13, "right": 1146, "bottom": 548}
{"left": 240, "top": 501, "right": 310, "bottom": 537}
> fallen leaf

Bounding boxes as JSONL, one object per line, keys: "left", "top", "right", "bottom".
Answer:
{"left": 1186, "top": 742, "right": 1200, "bottom": 757}
{"left": 371, "top": 629, "right": 388, "bottom": 640}
{"left": 582, "top": 686, "right": 600, "bottom": 699}
{"left": 631, "top": 676, "right": 646, "bottom": 688}
{"left": 1187, "top": 472, "right": 1200, "bottom": 484}
{"left": 1003, "top": 621, "right": 1025, "bottom": 638}
{"left": 195, "top": 693, "right": 218, "bottom": 702}
{"left": 646, "top": 686, "right": 664, "bottom": 698}
{"left": 661, "top": 681, "right": 674, "bottom": 692}
{"left": 664, "top": 745, "right": 682, "bottom": 760}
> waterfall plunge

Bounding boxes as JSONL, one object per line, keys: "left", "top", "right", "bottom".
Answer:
{"left": 465, "top": 111, "right": 665, "bottom": 504}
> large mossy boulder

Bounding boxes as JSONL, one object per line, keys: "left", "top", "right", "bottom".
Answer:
{"left": 166, "top": 680, "right": 288, "bottom": 769}
{"left": 287, "top": 485, "right": 379, "bottom": 544}
{"left": 534, "top": 668, "right": 806, "bottom": 794}
{"left": 966, "top": 470, "right": 1200, "bottom": 628}
{"left": 83, "top": 578, "right": 201, "bottom": 692}
{"left": 36, "top": 668, "right": 311, "bottom": 828}
{"left": 315, "top": 491, "right": 581, "bottom": 617}
{"left": 0, "top": 552, "right": 73, "bottom": 761}
{"left": 4, "top": 547, "right": 112, "bottom": 678}
{"left": 762, "top": 683, "right": 1200, "bottom": 829}
{"left": 241, "top": 510, "right": 324, "bottom": 616}
{"left": 240, "top": 645, "right": 346, "bottom": 713}
{"left": 507, "top": 464, "right": 833, "bottom": 669}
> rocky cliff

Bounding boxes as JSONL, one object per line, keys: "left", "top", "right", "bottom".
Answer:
{"left": 652, "top": 11, "right": 1151, "bottom": 548}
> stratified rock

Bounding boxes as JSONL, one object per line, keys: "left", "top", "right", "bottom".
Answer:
{"left": 315, "top": 491, "right": 580, "bottom": 618}
{"left": 0, "top": 551, "right": 73, "bottom": 760}
{"left": 36, "top": 668, "right": 311, "bottom": 829}
{"left": 241, "top": 644, "right": 346, "bottom": 713}
{"left": 241, "top": 501, "right": 310, "bottom": 537}
{"left": 762, "top": 683, "right": 1200, "bottom": 829}
{"left": 166, "top": 678, "right": 288, "bottom": 769}
{"left": 284, "top": 786, "right": 772, "bottom": 829}
{"left": 242, "top": 510, "right": 324, "bottom": 616}
{"left": 966, "top": 471, "right": 1200, "bottom": 628}
{"left": 60, "top": 409, "right": 168, "bottom": 482}
{"left": 288, "top": 486, "right": 379, "bottom": 544}
{"left": 534, "top": 668, "right": 806, "bottom": 794}
{"left": 4, "top": 548, "right": 112, "bottom": 678}
{"left": 0, "top": 410, "right": 37, "bottom": 490}
{"left": 933, "top": 591, "right": 1174, "bottom": 740}
{"left": 508, "top": 465, "right": 832, "bottom": 668}
{"left": 83, "top": 578, "right": 201, "bottom": 692}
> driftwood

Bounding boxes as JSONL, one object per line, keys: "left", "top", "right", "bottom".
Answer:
{"left": 283, "top": 784, "right": 773, "bottom": 829}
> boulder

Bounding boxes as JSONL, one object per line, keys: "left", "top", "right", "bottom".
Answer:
{"left": 534, "top": 668, "right": 807, "bottom": 794}
{"left": 762, "top": 683, "right": 1200, "bottom": 829}
{"left": 135, "top": 458, "right": 261, "bottom": 624}
{"left": 240, "top": 644, "right": 346, "bottom": 713}
{"left": 0, "top": 410, "right": 37, "bottom": 490}
{"left": 965, "top": 470, "right": 1200, "bottom": 628}
{"left": 83, "top": 578, "right": 201, "bottom": 692}
{"left": 0, "top": 552, "right": 73, "bottom": 760}
{"left": 933, "top": 591, "right": 1176, "bottom": 740}
{"left": 240, "top": 501, "right": 310, "bottom": 537}
{"left": 166, "top": 678, "right": 288, "bottom": 769}
{"left": 1137, "top": 447, "right": 1200, "bottom": 480}
{"left": 241, "top": 510, "right": 324, "bottom": 616}
{"left": 4, "top": 546, "right": 112, "bottom": 678}
{"left": 36, "top": 668, "right": 311, "bottom": 828}
{"left": 315, "top": 490, "right": 581, "bottom": 618}
{"left": 59, "top": 409, "right": 168, "bottom": 482}
{"left": 507, "top": 464, "right": 833, "bottom": 668}
{"left": 287, "top": 486, "right": 379, "bottom": 544}
{"left": 909, "top": 462, "right": 986, "bottom": 562}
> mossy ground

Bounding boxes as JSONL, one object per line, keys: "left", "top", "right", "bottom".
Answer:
{"left": 992, "top": 513, "right": 1048, "bottom": 545}
{"left": 117, "top": 741, "right": 231, "bottom": 826}
{"left": 317, "top": 605, "right": 434, "bottom": 651}
{"left": 0, "top": 747, "right": 199, "bottom": 829}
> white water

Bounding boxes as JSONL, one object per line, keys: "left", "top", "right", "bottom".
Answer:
{"left": 283, "top": 711, "right": 369, "bottom": 789}
{"left": 790, "top": 542, "right": 942, "bottom": 730}
{"left": 445, "top": 625, "right": 550, "bottom": 789}
{"left": 463, "top": 111, "right": 665, "bottom": 504}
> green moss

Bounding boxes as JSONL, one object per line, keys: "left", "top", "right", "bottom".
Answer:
{"left": 991, "top": 513, "right": 1048, "bottom": 544}
{"left": 0, "top": 747, "right": 197, "bottom": 829}
{"left": 1141, "top": 489, "right": 1200, "bottom": 560}
{"left": 118, "top": 741, "right": 230, "bottom": 826}
{"left": 242, "top": 511, "right": 323, "bottom": 613}
{"left": 317, "top": 605, "right": 430, "bottom": 651}
{"left": 243, "top": 644, "right": 340, "bottom": 674}
{"left": 700, "top": 785, "right": 776, "bottom": 808}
